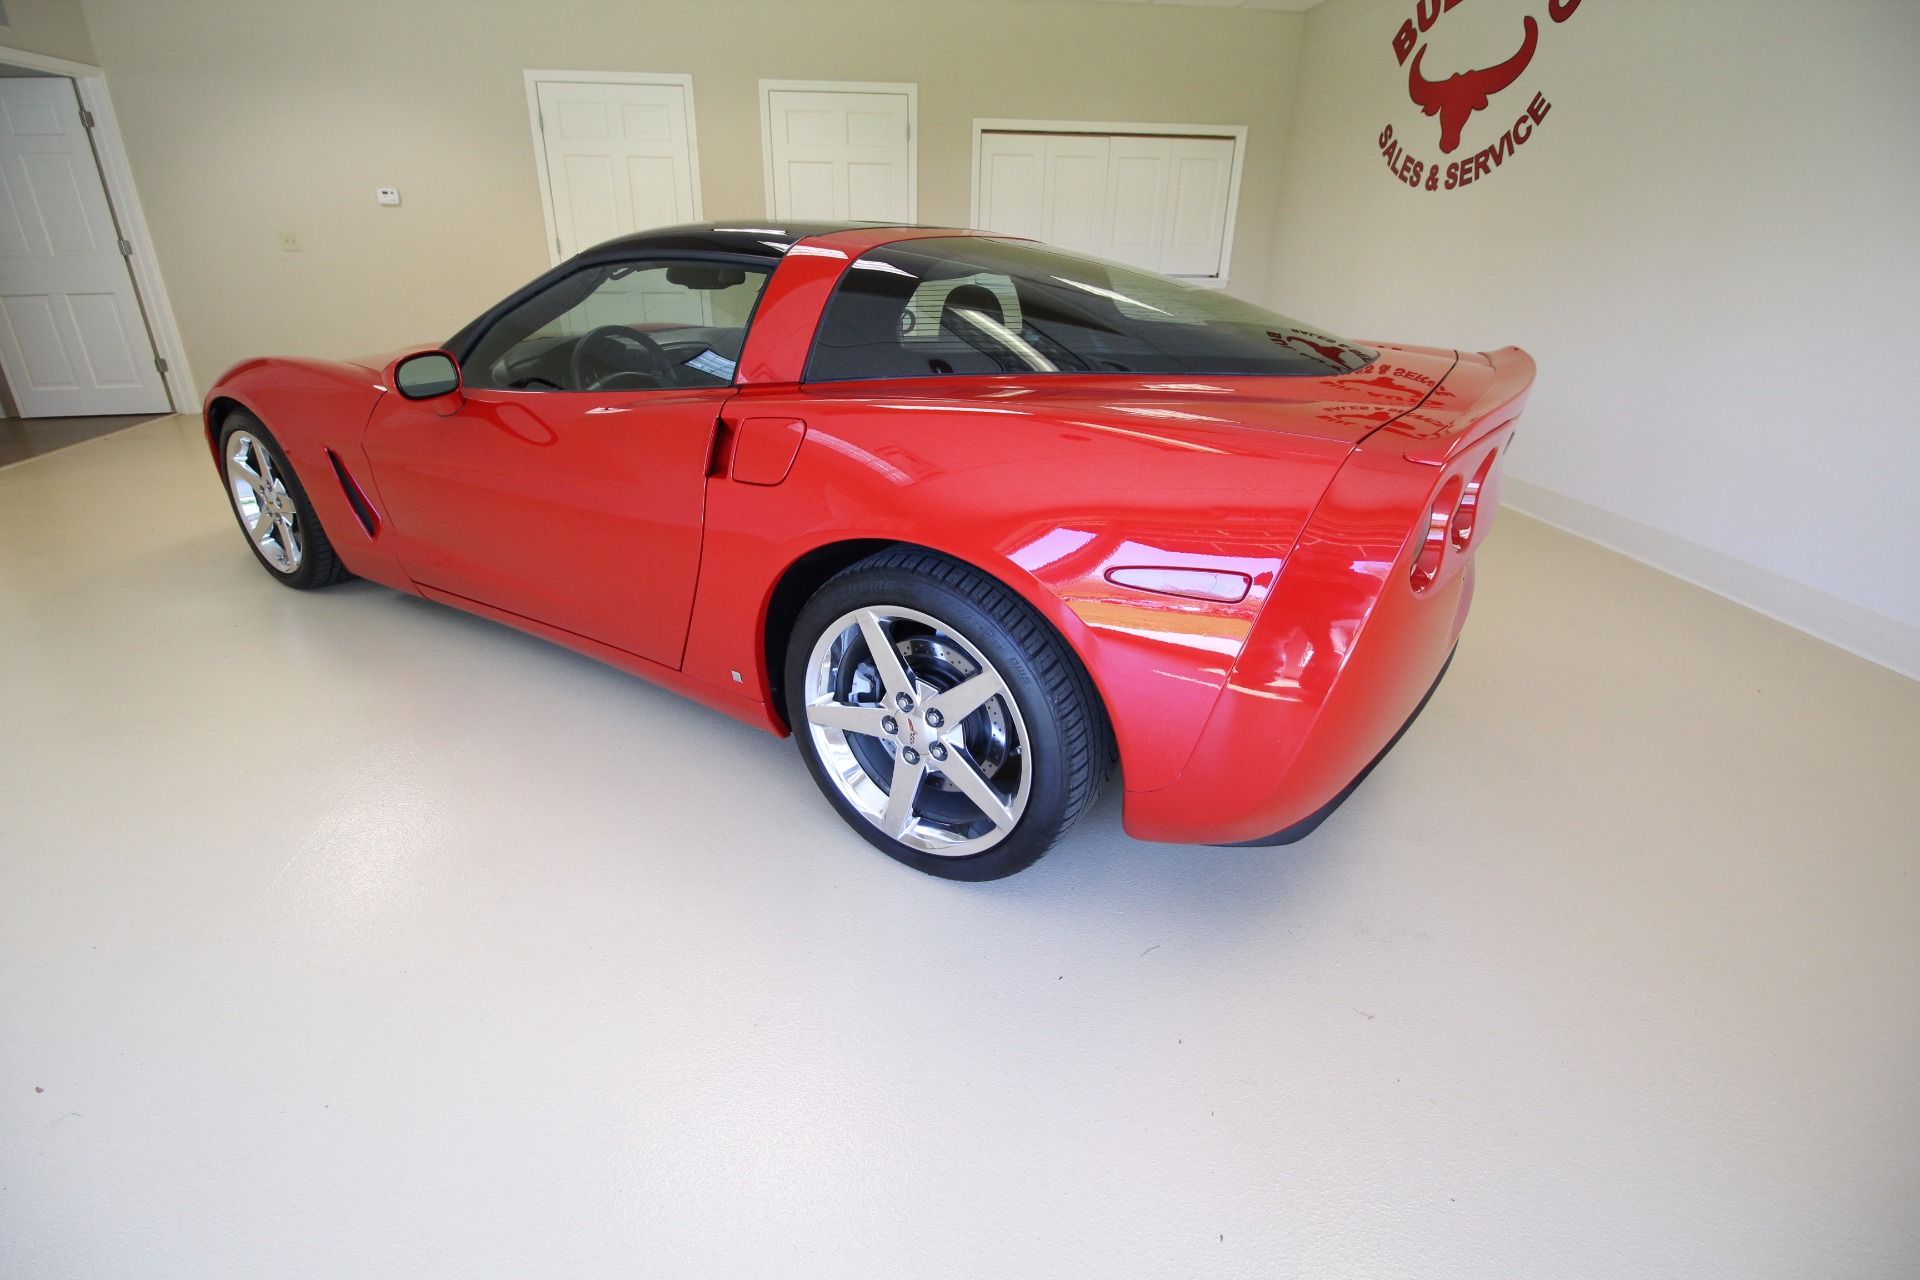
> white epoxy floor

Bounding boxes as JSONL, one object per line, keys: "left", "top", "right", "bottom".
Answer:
{"left": 3, "top": 417, "right": 1917, "bottom": 1278}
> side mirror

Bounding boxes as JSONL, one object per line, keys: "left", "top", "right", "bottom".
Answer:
{"left": 395, "top": 351, "right": 462, "bottom": 400}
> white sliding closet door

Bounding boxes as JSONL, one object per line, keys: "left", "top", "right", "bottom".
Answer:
{"left": 1159, "top": 137, "right": 1237, "bottom": 279}
{"left": 1038, "top": 134, "right": 1108, "bottom": 257}
{"left": 1104, "top": 137, "right": 1170, "bottom": 270}
{"left": 976, "top": 133, "right": 1044, "bottom": 240}
{"left": 975, "top": 127, "right": 1242, "bottom": 283}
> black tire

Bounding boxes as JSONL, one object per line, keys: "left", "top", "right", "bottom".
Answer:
{"left": 785, "top": 547, "right": 1113, "bottom": 881}
{"left": 216, "top": 410, "right": 352, "bottom": 590}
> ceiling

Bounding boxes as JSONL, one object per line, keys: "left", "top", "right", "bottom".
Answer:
{"left": 1068, "top": 0, "right": 1326, "bottom": 11}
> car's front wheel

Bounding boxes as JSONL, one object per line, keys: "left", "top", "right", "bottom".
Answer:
{"left": 785, "top": 549, "right": 1111, "bottom": 880}
{"left": 217, "top": 411, "right": 350, "bottom": 590}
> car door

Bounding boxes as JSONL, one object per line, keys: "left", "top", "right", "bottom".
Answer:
{"left": 362, "top": 256, "right": 774, "bottom": 669}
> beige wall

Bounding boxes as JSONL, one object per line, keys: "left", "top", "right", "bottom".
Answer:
{"left": 0, "top": 0, "right": 95, "bottom": 65}
{"left": 79, "top": 0, "right": 1302, "bottom": 388}
{"left": 1269, "top": 0, "right": 1920, "bottom": 671}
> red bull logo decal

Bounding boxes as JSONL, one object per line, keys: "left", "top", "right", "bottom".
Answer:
{"left": 1377, "top": 0, "right": 1582, "bottom": 192}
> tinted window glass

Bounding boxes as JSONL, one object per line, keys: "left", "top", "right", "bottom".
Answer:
{"left": 805, "top": 238, "right": 1376, "bottom": 382}
{"left": 465, "top": 259, "right": 772, "bottom": 392}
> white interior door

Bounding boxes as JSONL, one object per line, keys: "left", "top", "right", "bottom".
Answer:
{"left": 763, "top": 84, "right": 914, "bottom": 222}
{"left": 0, "top": 77, "right": 168, "bottom": 418}
{"left": 533, "top": 77, "right": 700, "bottom": 261}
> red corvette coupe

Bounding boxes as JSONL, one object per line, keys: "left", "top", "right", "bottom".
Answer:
{"left": 205, "top": 223, "right": 1533, "bottom": 879}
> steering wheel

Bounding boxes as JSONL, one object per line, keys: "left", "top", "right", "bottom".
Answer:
{"left": 569, "top": 324, "right": 674, "bottom": 392}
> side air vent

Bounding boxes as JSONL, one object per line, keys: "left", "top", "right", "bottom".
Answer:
{"left": 326, "top": 449, "right": 380, "bottom": 537}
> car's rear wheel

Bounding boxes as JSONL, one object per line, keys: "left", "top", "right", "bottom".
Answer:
{"left": 785, "top": 548, "right": 1111, "bottom": 880}
{"left": 218, "top": 411, "right": 350, "bottom": 590}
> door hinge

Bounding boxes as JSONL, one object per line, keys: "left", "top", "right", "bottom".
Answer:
{"left": 79, "top": 107, "right": 96, "bottom": 129}
{"left": 118, "top": 239, "right": 133, "bottom": 257}
{"left": 155, "top": 357, "right": 170, "bottom": 375}
{"left": 555, "top": 235, "right": 563, "bottom": 257}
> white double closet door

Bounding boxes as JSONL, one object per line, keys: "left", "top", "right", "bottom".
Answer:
{"left": 0, "top": 76, "right": 169, "bottom": 417}
{"left": 978, "top": 131, "right": 1238, "bottom": 280}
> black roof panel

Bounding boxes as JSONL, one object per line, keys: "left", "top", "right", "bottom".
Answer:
{"left": 573, "top": 221, "right": 920, "bottom": 264}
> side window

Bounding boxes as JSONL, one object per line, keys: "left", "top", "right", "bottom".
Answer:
{"left": 805, "top": 239, "right": 1376, "bottom": 382}
{"left": 898, "top": 272, "right": 1022, "bottom": 349}
{"left": 806, "top": 254, "right": 1085, "bottom": 382}
{"left": 463, "top": 259, "right": 772, "bottom": 393}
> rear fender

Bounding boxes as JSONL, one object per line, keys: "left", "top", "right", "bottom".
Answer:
{"left": 685, "top": 395, "right": 1348, "bottom": 788}
{"left": 1122, "top": 347, "right": 1534, "bottom": 844}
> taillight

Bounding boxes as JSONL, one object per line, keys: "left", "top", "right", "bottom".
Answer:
{"left": 1409, "top": 475, "right": 1463, "bottom": 593}
{"left": 1449, "top": 449, "right": 1498, "bottom": 551}
{"left": 1410, "top": 445, "right": 1502, "bottom": 592}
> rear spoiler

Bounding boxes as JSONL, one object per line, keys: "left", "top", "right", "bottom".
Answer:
{"left": 1392, "top": 346, "right": 1536, "bottom": 467}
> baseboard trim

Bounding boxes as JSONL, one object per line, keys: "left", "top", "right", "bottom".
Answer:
{"left": 1502, "top": 477, "right": 1920, "bottom": 683}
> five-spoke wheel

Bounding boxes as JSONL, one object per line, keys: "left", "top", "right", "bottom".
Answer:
{"left": 217, "top": 410, "right": 350, "bottom": 590}
{"left": 802, "top": 604, "right": 1032, "bottom": 858}
{"left": 225, "top": 428, "right": 304, "bottom": 574}
{"left": 787, "top": 549, "right": 1111, "bottom": 880}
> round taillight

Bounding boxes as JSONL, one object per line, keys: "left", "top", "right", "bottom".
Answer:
{"left": 1410, "top": 475, "right": 1463, "bottom": 593}
{"left": 1450, "top": 449, "right": 1498, "bottom": 551}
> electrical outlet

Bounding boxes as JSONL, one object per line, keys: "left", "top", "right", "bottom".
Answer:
{"left": 279, "top": 231, "right": 302, "bottom": 253}
{"left": 376, "top": 187, "right": 400, "bottom": 206}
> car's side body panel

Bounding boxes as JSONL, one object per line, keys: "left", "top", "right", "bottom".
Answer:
{"left": 415, "top": 581, "right": 781, "bottom": 732}
{"left": 362, "top": 382, "right": 728, "bottom": 669}
{"left": 201, "top": 221, "right": 1535, "bottom": 848}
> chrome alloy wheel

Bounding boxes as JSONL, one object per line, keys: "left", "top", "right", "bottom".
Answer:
{"left": 225, "top": 430, "right": 303, "bottom": 574}
{"left": 802, "top": 606, "right": 1032, "bottom": 857}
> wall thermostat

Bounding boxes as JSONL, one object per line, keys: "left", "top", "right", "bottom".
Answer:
{"left": 376, "top": 188, "right": 401, "bottom": 206}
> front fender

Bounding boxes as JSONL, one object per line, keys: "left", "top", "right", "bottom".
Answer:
{"left": 202, "top": 357, "right": 410, "bottom": 591}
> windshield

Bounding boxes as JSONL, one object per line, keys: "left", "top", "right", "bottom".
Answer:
{"left": 804, "top": 238, "right": 1376, "bottom": 383}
